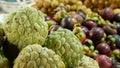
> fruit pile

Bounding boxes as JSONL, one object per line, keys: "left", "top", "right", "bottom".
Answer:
{"left": 0, "top": 7, "right": 99, "bottom": 68}
{"left": 0, "top": 0, "right": 120, "bottom": 68}
{"left": 43, "top": 6, "right": 120, "bottom": 68}
{"left": 82, "top": 0, "right": 120, "bottom": 13}
{"left": 33, "top": 0, "right": 120, "bottom": 68}
{"left": 33, "top": 0, "right": 92, "bottom": 15}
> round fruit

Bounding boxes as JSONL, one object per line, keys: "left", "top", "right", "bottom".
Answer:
{"left": 60, "top": 16, "right": 74, "bottom": 30}
{"left": 101, "top": 7, "right": 114, "bottom": 21}
{"left": 44, "top": 28, "right": 83, "bottom": 67}
{"left": 81, "top": 26, "right": 89, "bottom": 36}
{"left": 103, "top": 25, "right": 117, "bottom": 35}
{"left": 96, "top": 43, "right": 111, "bottom": 55}
{"left": 75, "top": 55, "right": 99, "bottom": 68}
{"left": 116, "top": 23, "right": 120, "bottom": 35}
{"left": 70, "top": 13, "right": 84, "bottom": 25}
{"left": 114, "top": 13, "right": 120, "bottom": 22}
{"left": 77, "top": 11, "right": 86, "bottom": 19}
{"left": 112, "top": 34, "right": 120, "bottom": 49}
{"left": 85, "top": 20, "right": 97, "bottom": 30}
{"left": 3, "top": 7, "right": 48, "bottom": 50}
{"left": 13, "top": 44, "right": 65, "bottom": 68}
{"left": 89, "top": 27, "right": 104, "bottom": 42}
{"left": 95, "top": 55, "right": 112, "bottom": 68}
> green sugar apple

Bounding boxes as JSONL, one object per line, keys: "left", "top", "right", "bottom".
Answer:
{"left": 75, "top": 55, "right": 99, "bottom": 68}
{"left": 44, "top": 28, "right": 83, "bottom": 67}
{"left": 13, "top": 44, "right": 65, "bottom": 68}
{"left": 3, "top": 7, "right": 48, "bottom": 50}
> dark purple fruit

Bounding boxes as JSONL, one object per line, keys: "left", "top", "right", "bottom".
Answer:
{"left": 112, "top": 34, "right": 120, "bottom": 49}
{"left": 114, "top": 13, "right": 120, "bottom": 22}
{"left": 70, "top": 13, "right": 84, "bottom": 25}
{"left": 85, "top": 20, "right": 97, "bottom": 30}
{"left": 60, "top": 16, "right": 73, "bottom": 30}
{"left": 103, "top": 26, "right": 117, "bottom": 35}
{"left": 101, "top": 7, "right": 114, "bottom": 21}
{"left": 81, "top": 26, "right": 89, "bottom": 36}
{"left": 77, "top": 11, "right": 86, "bottom": 19}
{"left": 96, "top": 43, "right": 111, "bottom": 55}
{"left": 116, "top": 23, "right": 120, "bottom": 35}
{"left": 89, "top": 27, "right": 104, "bottom": 42}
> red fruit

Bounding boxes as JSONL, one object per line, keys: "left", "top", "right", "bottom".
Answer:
{"left": 96, "top": 43, "right": 111, "bottom": 56}
{"left": 96, "top": 55, "right": 112, "bottom": 68}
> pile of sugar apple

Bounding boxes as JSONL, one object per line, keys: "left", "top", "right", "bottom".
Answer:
{"left": 0, "top": 7, "right": 99, "bottom": 68}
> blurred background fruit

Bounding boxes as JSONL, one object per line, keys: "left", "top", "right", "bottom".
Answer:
{"left": 82, "top": 0, "right": 120, "bottom": 13}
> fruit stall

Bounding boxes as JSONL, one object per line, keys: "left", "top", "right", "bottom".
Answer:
{"left": 0, "top": 0, "right": 120, "bottom": 68}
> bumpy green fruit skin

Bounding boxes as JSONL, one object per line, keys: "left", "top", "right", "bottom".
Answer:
{"left": 75, "top": 55, "right": 99, "bottom": 68}
{"left": 13, "top": 44, "right": 65, "bottom": 68}
{"left": 44, "top": 28, "right": 83, "bottom": 67}
{"left": 3, "top": 7, "right": 48, "bottom": 50}
{"left": 0, "top": 48, "right": 10, "bottom": 68}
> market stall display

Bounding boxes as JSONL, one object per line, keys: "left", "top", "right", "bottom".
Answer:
{"left": 0, "top": 0, "right": 120, "bottom": 68}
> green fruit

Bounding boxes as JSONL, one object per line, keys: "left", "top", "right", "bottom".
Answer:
{"left": 44, "top": 28, "right": 83, "bottom": 67}
{"left": 0, "top": 48, "right": 10, "bottom": 68}
{"left": 13, "top": 44, "right": 65, "bottom": 68}
{"left": 75, "top": 55, "right": 99, "bottom": 68}
{"left": 3, "top": 7, "right": 48, "bottom": 50}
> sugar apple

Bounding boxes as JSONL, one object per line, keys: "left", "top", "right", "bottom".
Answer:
{"left": 13, "top": 44, "right": 65, "bottom": 68}
{"left": 75, "top": 55, "right": 99, "bottom": 68}
{"left": 44, "top": 28, "right": 83, "bottom": 67}
{"left": 0, "top": 48, "right": 10, "bottom": 68}
{"left": 3, "top": 7, "right": 48, "bottom": 50}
